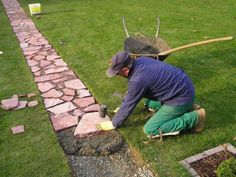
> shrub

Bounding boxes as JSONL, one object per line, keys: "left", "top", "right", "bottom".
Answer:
{"left": 216, "top": 157, "right": 236, "bottom": 177}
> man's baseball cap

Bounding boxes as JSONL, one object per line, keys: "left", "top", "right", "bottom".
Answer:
{"left": 106, "top": 51, "right": 133, "bottom": 77}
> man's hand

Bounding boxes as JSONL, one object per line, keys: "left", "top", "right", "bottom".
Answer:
{"left": 96, "top": 121, "right": 115, "bottom": 131}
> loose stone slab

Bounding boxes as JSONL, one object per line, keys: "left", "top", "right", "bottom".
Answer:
{"left": 50, "top": 113, "right": 78, "bottom": 131}
{"left": 37, "top": 82, "right": 55, "bottom": 93}
{"left": 1, "top": 96, "right": 19, "bottom": 110}
{"left": 64, "top": 79, "right": 86, "bottom": 90}
{"left": 14, "top": 101, "right": 28, "bottom": 110}
{"left": 47, "top": 102, "right": 76, "bottom": 115}
{"left": 74, "top": 112, "right": 110, "bottom": 138}
{"left": 28, "top": 100, "right": 38, "bottom": 107}
{"left": 44, "top": 98, "right": 64, "bottom": 108}
{"left": 41, "top": 89, "right": 63, "bottom": 98}
{"left": 73, "top": 97, "right": 95, "bottom": 108}
{"left": 27, "top": 93, "right": 37, "bottom": 98}
{"left": 11, "top": 125, "right": 25, "bottom": 134}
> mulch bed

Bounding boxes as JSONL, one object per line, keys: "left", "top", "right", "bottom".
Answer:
{"left": 190, "top": 150, "right": 236, "bottom": 177}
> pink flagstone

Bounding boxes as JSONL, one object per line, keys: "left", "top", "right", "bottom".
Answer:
{"left": 77, "top": 89, "right": 91, "bottom": 98}
{"left": 41, "top": 89, "right": 63, "bottom": 98}
{"left": 72, "top": 109, "right": 84, "bottom": 117}
{"left": 50, "top": 113, "right": 78, "bottom": 131}
{"left": 27, "top": 93, "right": 37, "bottom": 98}
{"left": 47, "top": 102, "right": 76, "bottom": 115}
{"left": 37, "top": 82, "right": 55, "bottom": 92}
{"left": 52, "top": 77, "right": 69, "bottom": 83}
{"left": 27, "top": 60, "right": 38, "bottom": 67}
{"left": 46, "top": 55, "right": 60, "bottom": 61}
{"left": 20, "top": 43, "right": 28, "bottom": 48}
{"left": 22, "top": 46, "right": 41, "bottom": 52}
{"left": 32, "top": 55, "right": 45, "bottom": 61}
{"left": 31, "top": 66, "right": 41, "bottom": 72}
{"left": 62, "top": 88, "right": 75, "bottom": 96}
{"left": 74, "top": 112, "right": 110, "bottom": 138}
{"left": 23, "top": 50, "right": 38, "bottom": 56}
{"left": 45, "top": 67, "right": 68, "bottom": 74}
{"left": 73, "top": 97, "right": 95, "bottom": 108}
{"left": 54, "top": 59, "right": 67, "bottom": 67}
{"left": 1, "top": 96, "right": 19, "bottom": 110}
{"left": 83, "top": 104, "right": 100, "bottom": 113}
{"left": 44, "top": 98, "right": 64, "bottom": 108}
{"left": 11, "top": 125, "right": 25, "bottom": 134}
{"left": 38, "top": 51, "right": 48, "bottom": 56}
{"left": 61, "top": 95, "right": 74, "bottom": 102}
{"left": 14, "top": 101, "right": 28, "bottom": 110}
{"left": 33, "top": 71, "right": 41, "bottom": 77}
{"left": 28, "top": 100, "right": 38, "bottom": 107}
{"left": 64, "top": 79, "right": 86, "bottom": 90}
{"left": 40, "top": 60, "right": 51, "bottom": 67}
{"left": 34, "top": 73, "right": 63, "bottom": 82}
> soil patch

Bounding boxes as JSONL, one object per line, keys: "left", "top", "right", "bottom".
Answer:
{"left": 57, "top": 127, "right": 124, "bottom": 156}
{"left": 190, "top": 150, "right": 236, "bottom": 177}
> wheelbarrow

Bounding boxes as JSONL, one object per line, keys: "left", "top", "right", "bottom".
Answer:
{"left": 122, "top": 16, "right": 233, "bottom": 61}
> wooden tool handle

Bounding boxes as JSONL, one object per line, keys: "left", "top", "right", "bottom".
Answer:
{"left": 158, "top": 36, "right": 234, "bottom": 56}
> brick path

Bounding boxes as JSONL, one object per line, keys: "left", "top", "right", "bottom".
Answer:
{"left": 2, "top": 0, "right": 110, "bottom": 137}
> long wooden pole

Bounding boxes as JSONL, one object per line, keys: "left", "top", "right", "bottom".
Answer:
{"left": 158, "top": 36, "right": 233, "bottom": 56}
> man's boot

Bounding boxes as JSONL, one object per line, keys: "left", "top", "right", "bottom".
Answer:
{"left": 194, "top": 108, "right": 206, "bottom": 132}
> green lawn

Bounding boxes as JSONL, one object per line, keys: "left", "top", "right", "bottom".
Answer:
{"left": 8, "top": 0, "right": 236, "bottom": 176}
{"left": 0, "top": 2, "right": 71, "bottom": 177}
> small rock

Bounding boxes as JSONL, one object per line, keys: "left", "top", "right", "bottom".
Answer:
{"left": 14, "top": 101, "right": 28, "bottom": 110}
{"left": 1, "top": 96, "right": 19, "bottom": 110}
{"left": 0, "top": 51, "right": 3, "bottom": 55}
{"left": 11, "top": 125, "right": 25, "bottom": 134}
{"left": 27, "top": 93, "right": 37, "bottom": 98}
{"left": 28, "top": 100, "right": 38, "bottom": 107}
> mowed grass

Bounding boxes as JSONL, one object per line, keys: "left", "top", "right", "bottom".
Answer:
{"left": 0, "top": 2, "right": 71, "bottom": 177}
{"left": 19, "top": 0, "right": 236, "bottom": 176}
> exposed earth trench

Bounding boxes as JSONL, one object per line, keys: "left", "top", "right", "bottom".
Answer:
{"left": 58, "top": 128, "right": 156, "bottom": 177}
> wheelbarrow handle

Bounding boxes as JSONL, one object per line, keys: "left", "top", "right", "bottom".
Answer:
{"left": 158, "top": 36, "right": 234, "bottom": 56}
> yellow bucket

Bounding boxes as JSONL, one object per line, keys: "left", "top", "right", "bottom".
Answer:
{"left": 28, "top": 3, "right": 41, "bottom": 16}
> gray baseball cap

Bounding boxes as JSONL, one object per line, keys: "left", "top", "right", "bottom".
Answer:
{"left": 106, "top": 51, "right": 133, "bottom": 77}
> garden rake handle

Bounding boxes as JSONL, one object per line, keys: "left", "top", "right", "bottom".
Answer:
{"left": 158, "top": 36, "right": 234, "bottom": 56}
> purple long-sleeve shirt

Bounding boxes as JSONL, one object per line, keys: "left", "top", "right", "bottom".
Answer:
{"left": 112, "top": 57, "right": 195, "bottom": 127}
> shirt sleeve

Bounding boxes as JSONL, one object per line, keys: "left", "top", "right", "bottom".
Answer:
{"left": 112, "top": 80, "right": 147, "bottom": 127}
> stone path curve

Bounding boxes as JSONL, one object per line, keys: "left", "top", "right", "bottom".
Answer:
{"left": 1, "top": 0, "right": 109, "bottom": 138}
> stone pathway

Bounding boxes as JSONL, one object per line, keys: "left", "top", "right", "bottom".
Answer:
{"left": 1, "top": 0, "right": 107, "bottom": 137}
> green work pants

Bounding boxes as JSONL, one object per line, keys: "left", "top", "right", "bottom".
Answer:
{"left": 143, "top": 99, "right": 198, "bottom": 136}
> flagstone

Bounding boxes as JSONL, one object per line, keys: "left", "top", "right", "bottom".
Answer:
{"left": 33, "top": 71, "right": 41, "bottom": 77}
{"left": 61, "top": 95, "right": 74, "bottom": 102}
{"left": 62, "top": 88, "right": 75, "bottom": 96}
{"left": 45, "top": 67, "right": 68, "bottom": 74}
{"left": 28, "top": 100, "right": 38, "bottom": 107}
{"left": 77, "top": 89, "right": 91, "bottom": 98}
{"left": 41, "top": 89, "right": 63, "bottom": 98}
{"left": 31, "top": 66, "right": 41, "bottom": 72}
{"left": 27, "top": 93, "right": 37, "bottom": 98}
{"left": 72, "top": 109, "right": 84, "bottom": 117}
{"left": 47, "top": 102, "right": 76, "bottom": 115}
{"left": 73, "top": 97, "right": 95, "bottom": 108}
{"left": 32, "top": 55, "right": 45, "bottom": 61}
{"left": 54, "top": 59, "right": 67, "bottom": 67}
{"left": 1, "top": 96, "right": 19, "bottom": 110}
{"left": 74, "top": 112, "right": 110, "bottom": 137}
{"left": 52, "top": 77, "right": 69, "bottom": 83}
{"left": 83, "top": 104, "right": 100, "bottom": 113}
{"left": 11, "top": 125, "right": 25, "bottom": 134}
{"left": 34, "top": 73, "right": 62, "bottom": 82}
{"left": 27, "top": 60, "right": 38, "bottom": 67}
{"left": 23, "top": 50, "right": 38, "bottom": 56}
{"left": 14, "top": 101, "right": 28, "bottom": 110}
{"left": 46, "top": 55, "right": 60, "bottom": 61}
{"left": 50, "top": 113, "right": 78, "bottom": 131}
{"left": 64, "top": 79, "right": 86, "bottom": 90}
{"left": 44, "top": 98, "right": 64, "bottom": 108}
{"left": 20, "top": 43, "right": 28, "bottom": 48}
{"left": 40, "top": 60, "right": 51, "bottom": 67}
{"left": 22, "top": 46, "right": 41, "bottom": 51}
{"left": 38, "top": 51, "right": 48, "bottom": 56}
{"left": 37, "top": 82, "right": 55, "bottom": 92}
